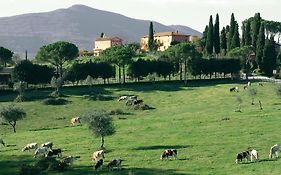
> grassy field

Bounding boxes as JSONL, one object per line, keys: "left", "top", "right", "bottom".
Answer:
{"left": 1, "top": 80, "right": 281, "bottom": 175}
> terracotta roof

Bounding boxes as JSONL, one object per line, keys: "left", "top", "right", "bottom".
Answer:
{"left": 142, "top": 32, "right": 190, "bottom": 38}
{"left": 95, "top": 36, "right": 123, "bottom": 42}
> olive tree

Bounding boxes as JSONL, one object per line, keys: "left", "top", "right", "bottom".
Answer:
{"left": 0, "top": 105, "right": 26, "bottom": 133}
{"left": 81, "top": 109, "right": 115, "bottom": 148}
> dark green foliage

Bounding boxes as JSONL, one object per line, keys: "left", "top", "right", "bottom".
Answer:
{"left": 262, "top": 37, "right": 277, "bottom": 76}
{"left": 220, "top": 27, "right": 227, "bottom": 55}
{"left": 42, "top": 98, "right": 68, "bottom": 105}
{"left": 13, "top": 60, "right": 53, "bottom": 85}
{"left": 201, "top": 25, "right": 209, "bottom": 49}
{"left": 148, "top": 22, "right": 155, "bottom": 52}
{"left": 251, "top": 13, "right": 262, "bottom": 49}
{"left": 214, "top": 14, "right": 220, "bottom": 54}
{"left": 227, "top": 13, "right": 236, "bottom": 51}
{"left": 0, "top": 105, "right": 26, "bottom": 133}
{"left": 36, "top": 41, "right": 79, "bottom": 77}
{"left": 65, "top": 62, "right": 114, "bottom": 84}
{"left": 189, "top": 58, "right": 241, "bottom": 77}
{"left": 241, "top": 23, "right": 246, "bottom": 46}
{"left": 19, "top": 164, "right": 41, "bottom": 175}
{"left": 244, "top": 20, "right": 252, "bottom": 46}
{"left": 256, "top": 23, "right": 265, "bottom": 69}
{"left": 0, "top": 46, "right": 13, "bottom": 67}
{"left": 206, "top": 15, "right": 214, "bottom": 55}
{"left": 81, "top": 109, "right": 115, "bottom": 148}
{"left": 131, "top": 103, "right": 153, "bottom": 110}
{"left": 230, "top": 23, "right": 240, "bottom": 50}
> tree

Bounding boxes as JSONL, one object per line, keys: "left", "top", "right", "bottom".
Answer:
{"left": 251, "top": 13, "right": 262, "bottom": 49}
{"left": 13, "top": 81, "right": 27, "bottom": 102}
{"left": 206, "top": 15, "right": 214, "bottom": 55}
{"left": 244, "top": 20, "right": 252, "bottom": 46}
{"left": 173, "top": 43, "right": 198, "bottom": 85}
{"left": 235, "top": 96, "right": 242, "bottom": 112}
{"left": 36, "top": 41, "right": 79, "bottom": 77}
{"left": 227, "top": 13, "right": 236, "bottom": 51}
{"left": 262, "top": 37, "right": 277, "bottom": 76}
{"left": 0, "top": 46, "right": 13, "bottom": 67}
{"left": 230, "top": 23, "right": 240, "bottom": 50}
{"left": 214, "top": 14, "right": 220, "bottom": 55}
{"left": 256, "top": 23, "right": 265, "bottom": 70}
{"left": 0, "top": 105, "right": 26, "bottom": 133}
{"left": 148, "top": 22, "right": 155, "bottom": 52}
{"left": 50, "top": 77, "right": 64, "bottom": 97}
{"left": 220, "top": 27, "right": 227, "bottom": 55}
{"left": 82, "top": 109, "right": 115, "bottom": 148}
{"left": 248, "top": 88, "right": 257, "bottom": 105}
{"left": 101, "top": 45, "right": 134, "bottom": 84}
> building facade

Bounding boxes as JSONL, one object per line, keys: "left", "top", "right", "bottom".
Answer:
{"left": 93, "top": 36, "right": 123, "bottom": 56}
{"left": 140, "top": 32, "right": 199, "bottom": 52}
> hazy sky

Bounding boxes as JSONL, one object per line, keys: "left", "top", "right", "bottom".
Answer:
{"left": 0, "top": 0, "right": 280, "bottom": 32}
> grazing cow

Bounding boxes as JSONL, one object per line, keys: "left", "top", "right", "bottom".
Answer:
{"left": 70, "top": 117, "right": 81, "bottom": 126}
{"left": 92, "top": 150, "right": 105, "bottom": 162}
{"left": 118, "top": 96, "right": 128, "bottom": 101}
{"left": 34, "top": 147, "right": 49, "bottom": 158}
{"left": 47, "top": 148, "right": 62, "bottom": 158}
{"left": 247, "top": 82, "right": 251, "bottom": 86}
{"left": 161, "top": 149, "right": 178, "bottom": 160}
{"left": 235, "top": 150, "right": 250, "bottom": 164}
{"left": 269, "top": 144, "right": 279, "bottom": 159}
{"left": 94, "top": 159, "right": 103, "bottom": 171}
{"left": 129, "top": 95, "right": 137, "bottom": 100}
{"left": 63, "top": 156, "right": 76, "bottom": 165}
{"left": 0, "top": 138, "right": 5, "bottom": 147}
{"left": 230, "top": 87, "right": 239, "bottom": 92}
{"left": 107, "top": 159, "right": 122, "bottom": 171}
{"left": 41, "top": 142, "right": 53, "bottom": 149}
{"left": 118, "top": 95, "right": 137, "bottom": 102}
{"left": 243, "top": 85, "right": 248, "bottom": 90}
{"left": 22, "top": 143, "right": 38, "bottom": 152}
{"left": 250, "top": 149, "right": 259, "bottom": 162}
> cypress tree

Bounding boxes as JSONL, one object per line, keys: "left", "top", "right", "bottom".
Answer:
{"left": 241, "top": 23, "right": 246, "bottom": 46}
{"left": 220, "top": 27, "right": 227, "bottom": 55}
{"left": 230, "top": 23, "right": 240, "bottom": 50}
{"left": 256, "top": 23, "right": 265, "bottom": 69}
{"left": 251, "top": 13, "right": 262, "bottom": 49}
{"left": 214, "top": 14, "right": 220, "bottom": 54}
{"left": 262, "top": 37, "right": 277, "bottom": 76}
{"left": 206, "top": 15, "right": 214, "bottom": 55}
{"left": 227, "top": 13, "right": 236, "bottom": 51}
{"left": 202, "top": 25, "right": 209, "bottom": 48}
{"left": 148, "top": 22, "right": 154, "bottom": 52}
{"left": 244, "top": 20, "right": 252, "bottom": 46}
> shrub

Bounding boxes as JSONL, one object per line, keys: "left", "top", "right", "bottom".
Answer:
{"left": 109, "top": 109, "right": 124, "bottom": 115}
{"left": 131, "top": 103, "right": 154, "bottom": 110}
{"left": 14, "top": 95, "right": 25, "bottom": 102}
{"left": 42, "top": 98, "right": 68, "bottom": 105}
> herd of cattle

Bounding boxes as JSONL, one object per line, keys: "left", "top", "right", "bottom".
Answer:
{"left": 1, "top": 82, "right": 280, "bottom": 173}
{"left": 236, "top": 144, "right": 279, "bottom": 164}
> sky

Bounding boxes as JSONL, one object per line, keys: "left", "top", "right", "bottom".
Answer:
{"left": 0, "top": 0, "right": 280, "bottom": 32}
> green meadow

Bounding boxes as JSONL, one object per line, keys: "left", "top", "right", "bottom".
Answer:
{"left": 1, "top": 80, "right": 281, "bottom": 175}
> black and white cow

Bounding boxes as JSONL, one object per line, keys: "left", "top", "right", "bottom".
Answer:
{"left": 107, "top": 159, "right": 122, "bottom": 171}
{"left": 94, "top": 159, "right": 103, "bottom": 171}
{"left": 47, "top": 148, "right": 62, "bottom": 158}
{"left": 160, "top": 149, "right": 178, "bottom": 160}
{"left": 235, "top": 150, "right": 250, "bottom": 164}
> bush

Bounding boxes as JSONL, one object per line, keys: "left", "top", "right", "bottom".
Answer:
{"left": 109, "top": 109, "right": 124, "bottom": 115}
{"left": 131, "top": 103, "right": 154, "bottom": 110}
{"left": 35, "top": 157, "right": 67, "bottom": 172}
{"left": 42, "top": 98, "right": 68, "bottom": 105}
{"left": 49, "top": 91, "right": 62, "bottom": 98}
{"left": 14, "top": 95, "right": 25, "bottom": 102}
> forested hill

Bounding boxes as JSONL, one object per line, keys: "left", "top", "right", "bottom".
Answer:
{"left": 0, "top": 4, "right": 202, "bottom": 56}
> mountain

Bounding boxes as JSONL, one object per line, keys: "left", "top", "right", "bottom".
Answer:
{"left": 0, "top": 4, "right": 202, "bottom": 56}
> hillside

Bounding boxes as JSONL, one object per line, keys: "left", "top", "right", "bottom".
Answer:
{"left": 0, "top": 4, "right": 202, "bottom": 56}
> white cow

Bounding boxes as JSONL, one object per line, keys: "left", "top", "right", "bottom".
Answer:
{"left": 0, "top": 138, "right": 5, "bottom": 147}
{"left": 269, "top": 144, "right": 279, "bottom": 159}
{"left": 70, "top": 117, "right": 81, "bottom": 126}
{"left": 92, "top": 150, "right": 105, "bottom": 162}
{"left": 22, "top": 143, "right": 38, "bottom": 152}
{"left": 250, "top": 149, "right": 259, "bottom": 162}
{"left": 34, "top": 147, "right": 49, "bottom": 157}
